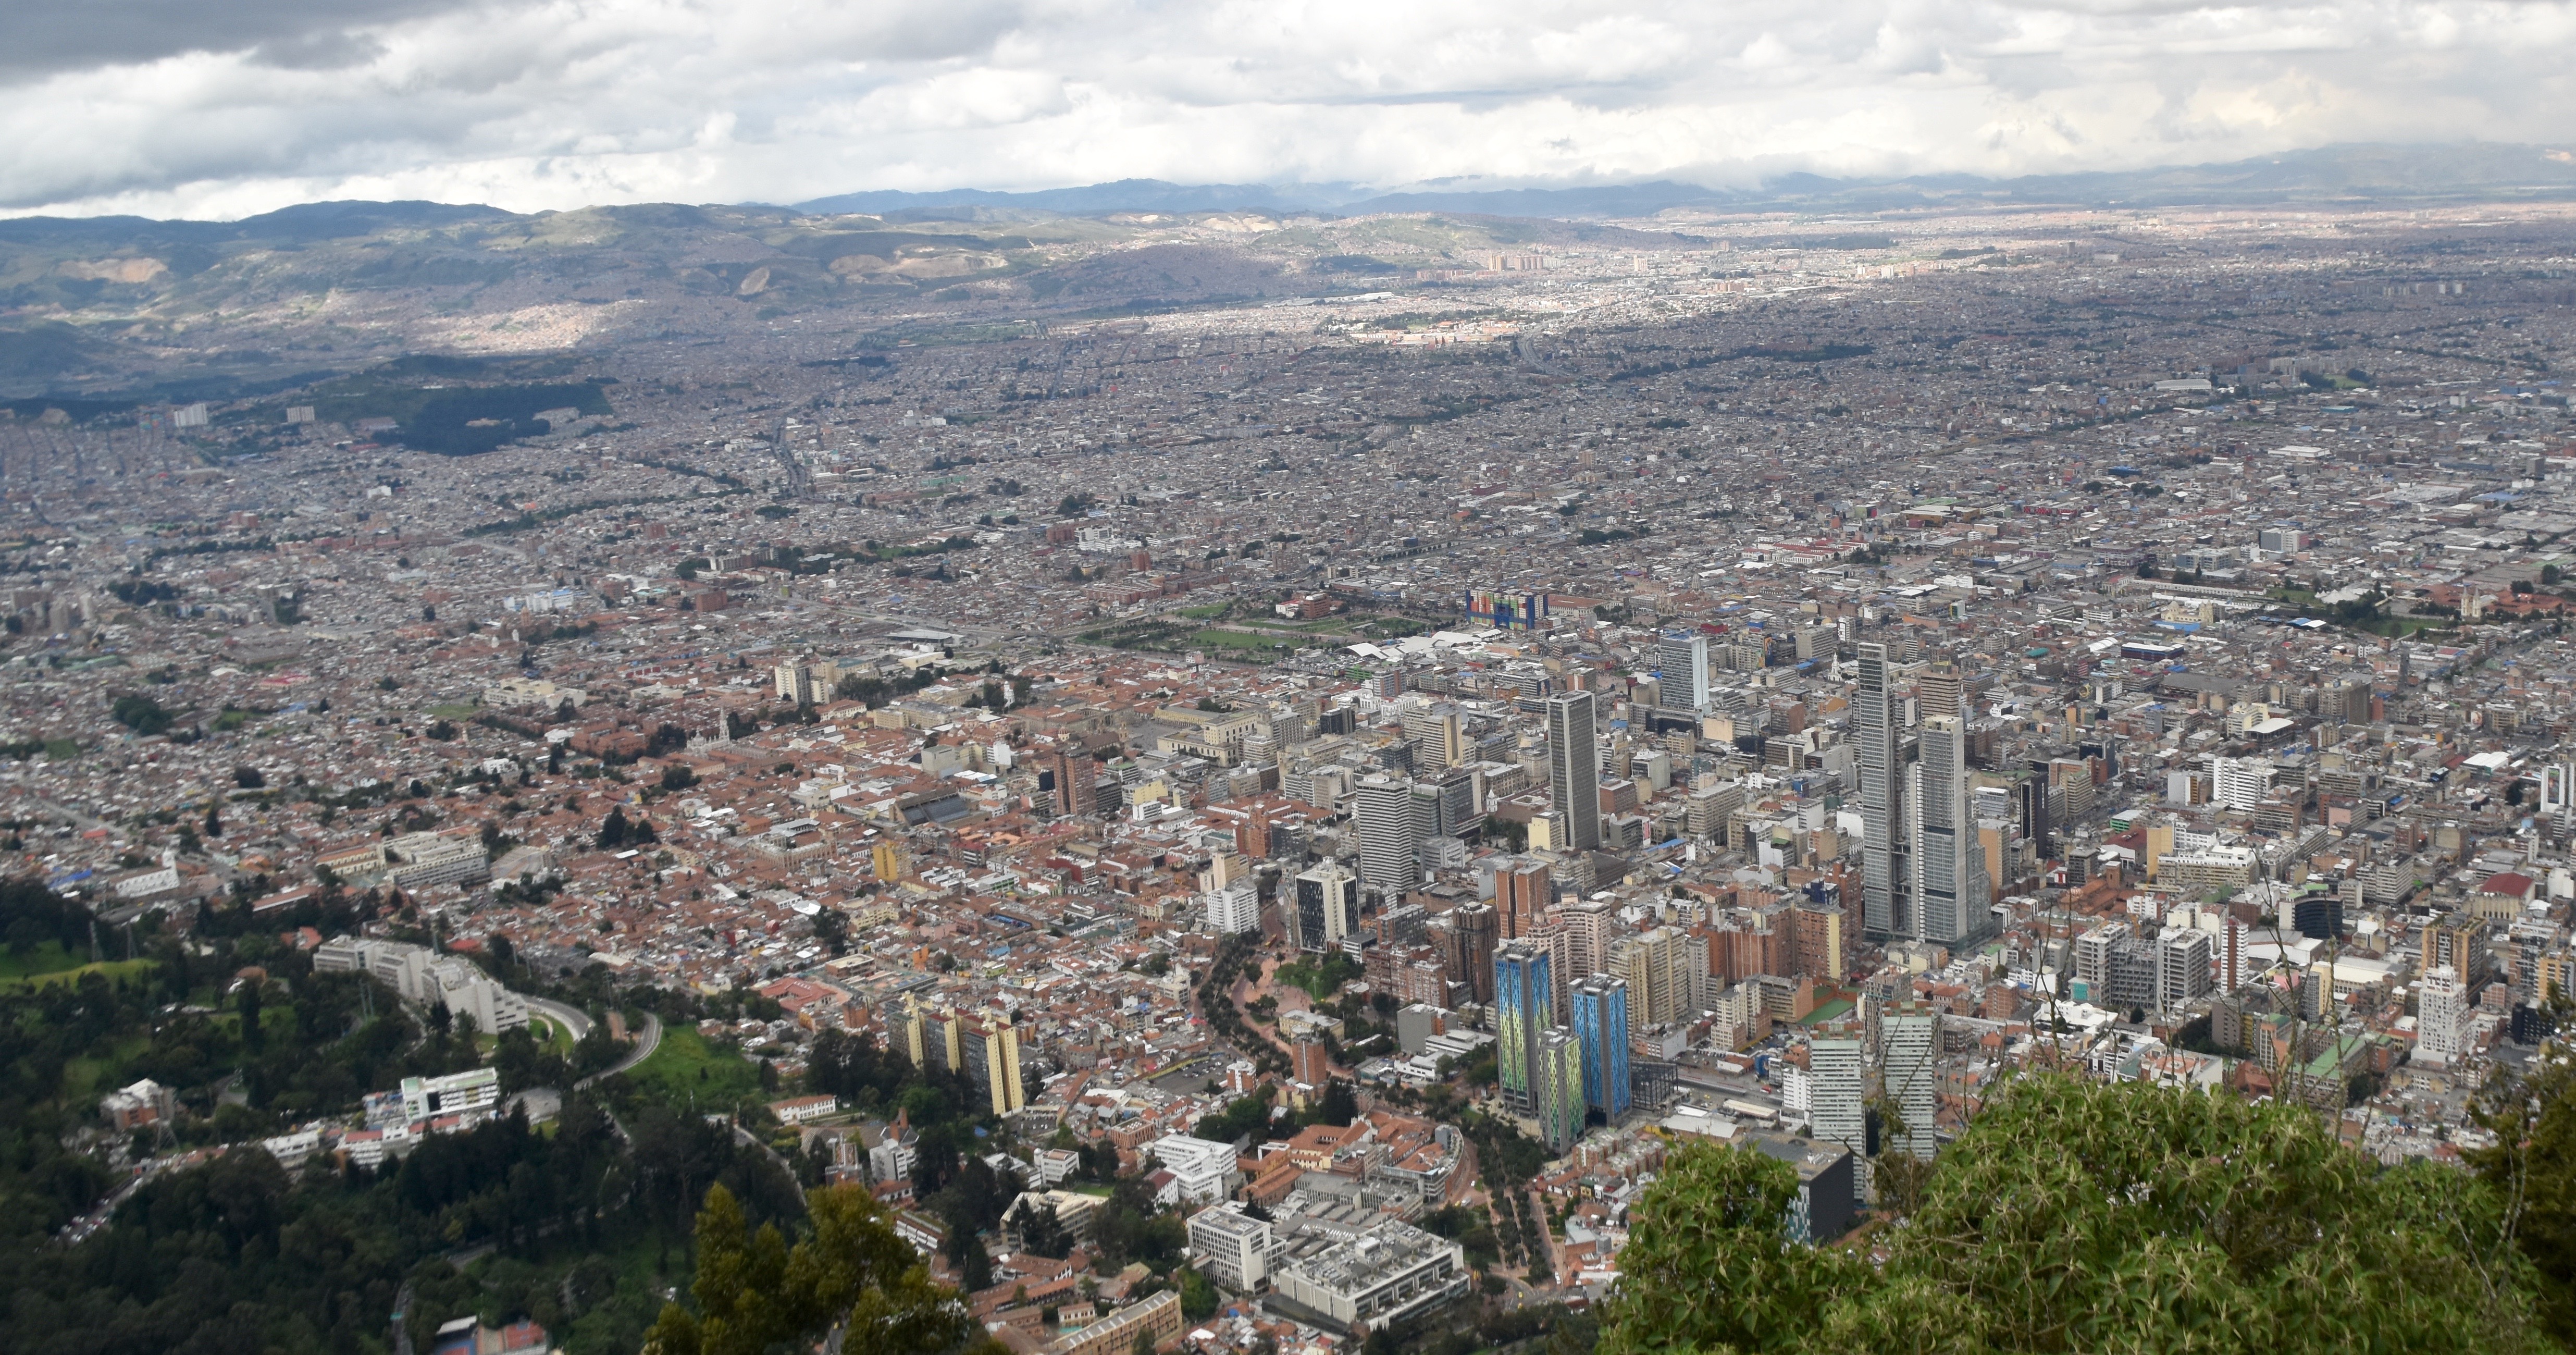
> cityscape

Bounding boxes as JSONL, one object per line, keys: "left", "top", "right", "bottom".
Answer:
{"left": 11, "top": 24, "right": 2576, "bottom": 1353}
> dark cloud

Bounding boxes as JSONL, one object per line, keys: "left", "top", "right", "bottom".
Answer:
{"left": 0, "top": 0, "right": 473, "bottom": 79}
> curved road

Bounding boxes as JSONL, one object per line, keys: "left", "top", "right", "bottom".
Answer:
{"left": 524, "top": 997, "right": 593, "bottom": 1043}
{"left": 576, "top": 1012, "right": 662, "bottom": 1090}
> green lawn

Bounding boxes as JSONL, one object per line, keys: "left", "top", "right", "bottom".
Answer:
{"left": 613, "top": 1025, "right": 762, "bottom": 1112}
{"left": 528, "top": 1011, "right": 580, "bottom": 1055}
{"left": 428, "top": 703, "right": 480, "bottom": 720}
{"left": 1, "top": 956, "right": 152, "bottom": 994}
{"left": 1189, "top": 627, "right": 1302, "bottom": 656}
{"left": 1175, "top": 603, "right": 1230, "bottom": 620}
{"left": 0, "top": 939, "right": 89, "bottom": 980}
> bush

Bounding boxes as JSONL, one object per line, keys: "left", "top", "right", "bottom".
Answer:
{"left": 1600, "top": 1074, "right": 2542, "bottom": 1354}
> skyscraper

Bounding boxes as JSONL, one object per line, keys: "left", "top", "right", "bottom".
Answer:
{"left": 1544, "top": 691, "right": 1603, "bottom": 853}
{"left": 1910, "top": 715, "right": 1991, "bottom": 947}
{"left": 1494, "top": 942, "right": 1553, "bottom": 1115}
{"left": 1569, "top": 974, "right": 1632, "bottom": 1119}
{"left": 1855, "top": 643, "right": 1908, "bottom": 939}
{"left": 1495, "top": 859, "right": 1551, "bottom": 941}
{"left": 1535, "top": 1029, "right": 1587, "bottom": 1151}
{"left": 2417, "top": 964, "right": 2466, "bottom": 1067}
{"left": 1450, "top": 902, "right": 1498, "bottom": 1004}
{"left": 1879, "top": 1008, "right": 1938, "bottom": 1161}
{"left": 1613, "top": 926, "right": 1687, "bottom": 1026}
{"left": 1807, "top": 1034, "right": 1866, "bottom": 1204}
{"left": 1403, "top": 703, "right": 1467, "bottom": 770}
{"left": 1293, "top": 862, "right": 1358, "bottom": 953}
{"left": 1354, "top": 775, "right": 1426, "bottom": 895}
{"left": 1654, "top": 632, "right": 1711, "bottom": 712}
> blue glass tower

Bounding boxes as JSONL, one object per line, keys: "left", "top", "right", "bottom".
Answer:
{"left": 1494, "top": 942, "right": 1552, "bottom": 1115}
{"left": 1569, "top": 974, "right": 1632, "bottom": 1118}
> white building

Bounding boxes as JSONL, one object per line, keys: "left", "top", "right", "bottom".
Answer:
{"left": 1187, "top": 1202, "right": 1275, "bottom": 1291}
{"left": 1202, "top": 881, "right": 1261, "bottom": 936}
{"left": 400, "top": 1067, "right": 501, "bottom": 1123}
{"left": 1270, "top": 1217, "right": 1468, "bottom": 1330}
{"left": 1146, "top": 1134, "right": 1238, "bottom": 1205}
{"left": 2417, "top": 964, "right": 2467, "bottom": 1067}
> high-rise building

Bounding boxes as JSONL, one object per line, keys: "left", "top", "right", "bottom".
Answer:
{"left": 960, "top": 1013, "right": 1025, "bottom": 1117}
{"left": 1916, "top": 661, "right": 1962, "bottom": 721}
{"left": 1613, "top": 927, "right": 1687, "bottom": 1027}
{"left": 1354, "top": 775, "right": 1427, "bottom": 895}
{"left": 2157, "top": 928, "right": 2213, "bottom": 1013}
{"left": 1450, "top": 902, "right": 1498, "bottom": 1004}
{"left": 1879, "top": 1008, "right": 1938, "bottom": 1161}
{"left": 1293, "top": 863, "right": 1359, "bottom": 954}
{"left": 1569, "top": 974, "right": 1632, "bottom": 1118}
{"left": 1855, "top": 643, "right": 1908, "bottom": 939}
{"left": 1535, "top": 1029, "right": 1587, "bottom": 1151}
{"left": 2210, "top": 756, "right": 2274, "bottom": 812}
{"left": 2417, "top": 964, "right": 2466, "bottom": 1067}
{"left": 1910, "top": 716, "right": 1991, "bottom": 947}
{"left": 1654, "top": 632, "right": 1712, "bottom": 712}
{"left": 1494, "top": 943, "right": 1553, "bottom": 1115}
{"left": 1559, "top": 898, "right": 1614, "bottom": 980}
{"left": 1403, "top": 704, "right": 1467, "bottom": 770}
{"left": 1807, "top": 1034, "right": 1866, "bottom": 1203}
{"left": 1544, "top": 692, "right": 1603, "bottom": 853}
{"left": 1496, "top": 859, "right": 1551, "bottom": 940}
{"left": 1202, "top": 880, "right": 1261, "bottom": 936}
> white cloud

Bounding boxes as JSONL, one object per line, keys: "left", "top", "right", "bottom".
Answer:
{"left": 5, "top": 0, "right": 2575, "bottom": 218}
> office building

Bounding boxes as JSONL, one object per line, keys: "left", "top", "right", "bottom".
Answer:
{"left": 1855, "top": 643, "right": 1908, "bottom": 939}
{"left": 2157, "top": 928, "right": 2213, "bottom": 1014}
{"left": 1403, "top": 703, "right": 1467, "bottom": 770}
{"left": 1354, "top": 775, "right": 1427, "bottom": 894}
{"left": 1293, "top": 863, "right": 1359, "bottom": 954}
{"left": 1270, "top": 1218, "right": 1469, "bottom": 1333}
{"left": 1909, "top": 716, "right": 1990, "bottom": 947}
{"left": 1806, "top": 1036, "right": 1866, "bottom": 1195}
{"left": 1879, "top": 1008, "right": 1938, "bottom": 1161}
{"left": 1494, "top": 942, "right": 1553, "bottom": 1115}
{"left": 1545, "top": 692, "right": 1603, "bottom": 853}
{"left": 1569, "top": 974, "right": 1632, "bottom": 1118}
{"left": 1495, "top": 859, "right": 1550, "bottom": 940}
{"left": 1654, "top": 631, "right": 1712, "bottom": 712}
{"left": 1535, "top": 1029, "right": 1587, "bottom": 1150}
{"left": 1187, "top": 1203, "right": 1274, "bottom": 1291}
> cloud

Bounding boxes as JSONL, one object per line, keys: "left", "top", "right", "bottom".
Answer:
{"left": 6, "top": 0, "right": 2576, "bottom": 217}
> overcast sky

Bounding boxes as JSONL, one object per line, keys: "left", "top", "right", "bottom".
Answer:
{"left": 7, "top": 0, "right": 2574, "bottom": 219}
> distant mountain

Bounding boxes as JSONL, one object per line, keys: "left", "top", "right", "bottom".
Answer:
{"left": 793, "top": 142, "right": 2576, "bottom": 221}
{"left": 795, "top": 179, "right": 1365, "bottom": 218}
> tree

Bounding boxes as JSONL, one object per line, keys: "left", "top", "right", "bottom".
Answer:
{"left": 600, "top": 807, "right": 633, "bottom": 850}
{"left": 1600, "top": 1073, "right": 2543, "bottom": 1355}
{"left": 112, "top": 694, "right": 171, "bottom": 736}
{"left": 232, "top": 765, "right": 265, "bottom": 789}
{"left": 644, "top": 1183, "right": 978, "bottom": 1355}
{"left": 202, "top": 804, "right": 222, "bottom": 837}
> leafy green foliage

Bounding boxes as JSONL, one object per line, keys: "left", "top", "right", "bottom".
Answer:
{"left": 1602, "top": 1074, "right": 2542, "bottom": 1355}
{"left": 641, "top": 1183, "right": 980, "bottom": 1355}
{"left": 110, "top": 694, "right": 171, "bottom": 736}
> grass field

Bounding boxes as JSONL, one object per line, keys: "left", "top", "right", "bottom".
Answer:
{"left": 613, "top": 1025, "right": 762, "bottom": 1113}
{"left": 1190, "top": 627, "right": 1303, "bottom": 657}
{"left": 1, "top": 955, "right": 152, "bottom": 994}
{"left": 0, "top": 939, "right": 90, "bottom": 981}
